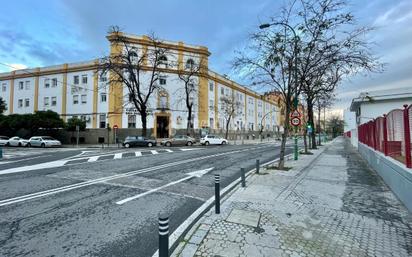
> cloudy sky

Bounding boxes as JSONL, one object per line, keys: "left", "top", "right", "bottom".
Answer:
{"left": 0, "top": 0, "right": 411, "bottom": 111}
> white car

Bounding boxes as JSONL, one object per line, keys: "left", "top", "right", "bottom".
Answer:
{"left": 28, "top": 136, "right": 62, "bottom": 148}
{"left": 200, "top": 135, "right": 228, "bottom": 145}
{"left": 6, "top": 136, "right": 29, "bottom": 147}
{"left": 0, "top": 136, "right": 9, "bottom": 146}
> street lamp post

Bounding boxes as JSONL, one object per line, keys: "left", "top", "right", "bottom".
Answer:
{"left": 260, "top": 22, "right": 299, "bottom": 160}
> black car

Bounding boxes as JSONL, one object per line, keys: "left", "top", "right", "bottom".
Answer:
{"left": 123, "top": 136, "right": 157, "bottom": 148}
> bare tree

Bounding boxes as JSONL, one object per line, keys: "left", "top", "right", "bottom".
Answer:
{"left": 219, "top": 94, "right": 242, "bottom": 140}
{"left": 175, "top": 59, "right": 203, "bottom": 136}
{"left": 100, "top": 26, "right": 169, "bottom": 137}
{"left": 234, "top": 3, "right": 300, "bottom": 169}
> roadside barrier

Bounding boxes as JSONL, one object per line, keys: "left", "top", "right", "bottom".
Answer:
{"left": 158, "top": 214, "right": 169, "bottom": 257}
{"left": 240, "top": 168, "right": 246, "bottom": 187}
{"left": 214, "top": 174, "right": 220, "bottom": 214}
{"left": 256, "top": 159, "right": 260, "bottom": 174}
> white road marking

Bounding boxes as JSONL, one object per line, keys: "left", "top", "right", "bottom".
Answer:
{"left": 114, "top": 153, "right": 122, "bottom": 159}
{"left": 116, "top": 167, "right": 214, "bottom": 205}
{"left": 180, "top": 148, "right": 197, "bottom": 151}
{"left": 0, "top": 160, "right": 68, "bottom": 176}
{"left": 0, "top": 145, "right": 272, "bottom": 206}
{"left": 87, "top": 156, "right": 99, "bottom": 162}
{"left": 135, "top": 151, "right": 142, "bottom": 157}
{"left": 0, "top": 155, "right": 53, "bottom": 165}
{"left": 164, "top": 149, "right": 173, "bottom": 153}
{"left": 150, "top": 150, "right": 159, "bottom": 155}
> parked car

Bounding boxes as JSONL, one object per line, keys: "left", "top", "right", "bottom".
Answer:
{"left": 160, "top": 135, "right": 196, "bottom": 147}
{"left": 27, "top": 136, "right": 62, "bottom": 148}
{"left": 123, "top": 136, "right": 156, "bottom": 148}
{"left": 200, "top": 135, "right": 228, "bottom": 145}
{"left": 0, "top": 136, "right": 9, "bottom": 146}
{"left": 6, "top": 136, "right": 29, "bottom": 147}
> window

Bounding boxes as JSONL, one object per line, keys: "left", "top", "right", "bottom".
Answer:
{"left": 44, "top": 97, "right": 50, "bottom": 107}
{"left": 99, "top": 75, "right": 107, "bottom": 82}
{"left": 209, "top": 82, "right": 214, "bottom": 91}
{"left": 74, "top": 75, "right": 79, "bottom": 85}
{"left": 185, "top": 59, "right": 195, "bottom": 69}
{"left": 82, "top": 75, "right": 88, "bottom": 84}
{"left": 159, "top": 55, "right": 168, "bottom": 67}
{"left": 19, "top": 81, "right": 24, "bottom": 90}
{"left": 44, "top": 78, "right": 50, "bottom": 88}
{"left": 2, "top": 84, "right": 6, "bottom": 92}
{"left": 73, "top": 95, "right": 79, "bottom": 104}
{"left": 18, "top": 99, "right": 23, "bottom": 108}
{"left": 81, "top": 95, "right": 87, "bottom": 104}
{"left": 221, "top": 87, "right": 224, "bottom": 95}
{"left": 51, "top": 97, "right": 57, "bottom": 106}
{"left": 25, "top": 98, "right": 30, "bottom": 107}
{"left": 128, "top": 115, "right": 136, "bottom": 128}
{"left": 25, "top": 81, "right": 30, "bottom": 90}
{"left": 209, "top": 100, "right": 214, "bottom": 109}
{"left": 52, "top": 78, "right": 57, "bottom": 87}
{"left": 130, "top": 51, "right": 138, "bottom": 62}
{"left": 99, "top": 114, "right": 106, "bottom": 128}
{"left": 100, "top": 93, "right": 107, "bottom": 102}
{"left": 160, "top": 95, "right": 168, "bottom": 109}
{"left": 209, "top": 118, "right": 214, "bottom": 129}
{"left": 159, "top": 76, "right": 166, "bottom": 85}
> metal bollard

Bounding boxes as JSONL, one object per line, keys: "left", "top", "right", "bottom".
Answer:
{"left": 158, "top": 213, "right": 169, "bottom": 257}
{"left": 241, "top": 168, "right": 246, "bottom": 187}
{"left": 0, "top": 147, "right": 2, "bottom": 159}
{"left": 215, "top": 174, "right": 220, "bottom": 214}
{"left": 256, "top": 159, "right": 260, "bottom": 174}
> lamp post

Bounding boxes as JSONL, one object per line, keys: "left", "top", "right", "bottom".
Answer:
{"left": 260, "top": 22, "right": 299, "bottom": 160}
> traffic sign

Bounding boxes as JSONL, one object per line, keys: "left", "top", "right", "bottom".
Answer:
{"left": 290, "top": 110, "right": 301, "bottom": 118}
{"left": 290, "top": 117, "right": 301, "bottom": 126}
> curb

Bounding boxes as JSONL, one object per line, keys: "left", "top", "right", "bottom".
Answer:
{"left": 151, "top": 154, "right": 290, "bottom": 257}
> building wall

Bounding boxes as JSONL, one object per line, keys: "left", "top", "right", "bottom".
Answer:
{"left": 0, "top": 33, "right": 279, "bottom": 137}
{"left": 356, "top": 99, "right": 412, "bottom": 126}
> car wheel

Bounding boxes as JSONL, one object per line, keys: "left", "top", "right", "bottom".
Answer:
{"left": 5, "top": 142, "right": 9, "bottom": 147}
{"left": 205, "top": 141, "right": 210, "bottom": 146}
{"left": 147, "top": 142, "right": 153, "bottom": 147}
{"left": 18, "top": 143, "right": 22, "bottom": 147}
{"left": 124, "top": 143, "right": 130, "bottom": 148}
{"left": 165, "top": 142, "right": 171, "bottom": 147}
{"left": 41, "top": 143, "right": 46, "bottom": 148}
{"left": 187, "top": 141, "right": 192, "bottom": 146}
{"left": 27, "top": 143, "right": 31, "bottom": 147}
{"left": 222, "top": 141, "right": 227, "bottom": 145}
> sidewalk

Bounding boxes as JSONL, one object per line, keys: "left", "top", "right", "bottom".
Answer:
{"left": 172, "top": 137, "right": 412, "bottom": 257}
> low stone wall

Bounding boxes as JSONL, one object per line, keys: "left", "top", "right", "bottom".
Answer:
{"left": 358, "top": 142, "right": 412, "bottom": 212}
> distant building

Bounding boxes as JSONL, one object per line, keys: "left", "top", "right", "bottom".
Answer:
{"left": 0, "top": 32, "right": 279, "bottom": 139}
{"left": 349, "top": 87, "right": 412, "bottom": 126}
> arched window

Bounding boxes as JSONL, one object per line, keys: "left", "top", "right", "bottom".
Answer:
{"left": 159, "top": 55, "right": 168, "bottom": 67}
{"left": 158, "top": 90, "right": 169, "bottom": 110}
{"left": 185, "top": 59, "right": 195, "bottom": 69}
{"left": 130, "top": 51, "right": 138, "bottom": 62}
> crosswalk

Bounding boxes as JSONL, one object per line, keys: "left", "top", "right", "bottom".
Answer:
{"left": 63, "top": 148, "right": 198, "bottom": 166}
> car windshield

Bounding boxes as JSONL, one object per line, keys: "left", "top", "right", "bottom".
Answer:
{"left": 42, "top": 137, "right": 55, "bottom": 140}
{"left": 125, "top": 136, "right": 136, "bottom": 140}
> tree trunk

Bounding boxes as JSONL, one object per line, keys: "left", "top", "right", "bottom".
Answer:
{"left": 225, "top": 117, "right": 231, "bottom": 139}
{"left": 306, "top": 99, "right": 317, "bottom": 149}
{"left": 278, "top": 103, "right": 291, "bottom": 169}
{"left": 187, "top": 106, "right": 192, "bottom": 136}
{"left": 141, "top": 111, "right": 148, "bottom": 137}
{"left": 318, "top": 105, "right": 322, "bottom": 146}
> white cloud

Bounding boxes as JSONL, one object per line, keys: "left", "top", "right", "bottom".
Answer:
{"left": 5, "top": 63, "right": 28, "bottom": 71}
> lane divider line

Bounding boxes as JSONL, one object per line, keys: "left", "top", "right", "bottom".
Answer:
{"left": 0, "top": 144, "right": 276, "bottom": 207}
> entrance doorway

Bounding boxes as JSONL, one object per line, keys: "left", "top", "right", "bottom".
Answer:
{"left": 156, "top": 116, "right": 169, "bottom": 138}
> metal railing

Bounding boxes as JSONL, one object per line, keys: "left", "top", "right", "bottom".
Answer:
{"left": 356, "top": 104, "right": 412, "bottom": 168}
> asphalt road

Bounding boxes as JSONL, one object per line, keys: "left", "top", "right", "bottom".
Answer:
{"left": 0, "top": 142, "right": 293, "bottom": 257}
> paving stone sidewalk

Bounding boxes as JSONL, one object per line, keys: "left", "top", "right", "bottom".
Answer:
{"left": 172, "top": 137, "right": 412, "bottom": 257}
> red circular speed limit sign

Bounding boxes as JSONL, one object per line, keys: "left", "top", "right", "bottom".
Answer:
{"left": 290, "top": 117, "right": 301, "bottom": 126}
{"left": 113, "top": 125, "right": 119, "bottom": 129}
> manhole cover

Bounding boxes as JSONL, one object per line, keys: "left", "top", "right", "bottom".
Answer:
{"left": 226, "top": 209, "right": 261, "bottom": 227}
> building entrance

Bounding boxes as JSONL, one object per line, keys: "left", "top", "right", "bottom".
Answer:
{"left": 156, "top": 116, "right": 169, "bottom": 138}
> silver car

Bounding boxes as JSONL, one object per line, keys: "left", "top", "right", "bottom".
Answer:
{"left": 6, "top": 136, "right": 29, "bottom": 147}
{"left": 28, "top": 136, "right": 62, "bottom": 148}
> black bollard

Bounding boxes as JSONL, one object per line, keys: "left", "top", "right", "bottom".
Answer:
{"left": 241, "top": 168, "right": 246, "bottom": 187}
{"left": 256, "top": 159, "right": 260, "bottom": 174}
{"left": 158, "top": 213, "right": 169, "bottom": 257}
{"left": 215, "top": 174, "right": 220, "bottom": 214}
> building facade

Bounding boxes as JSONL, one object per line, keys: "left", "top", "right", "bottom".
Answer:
{"left": 0, "top": 32, "right": 279, "bottom": 139}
